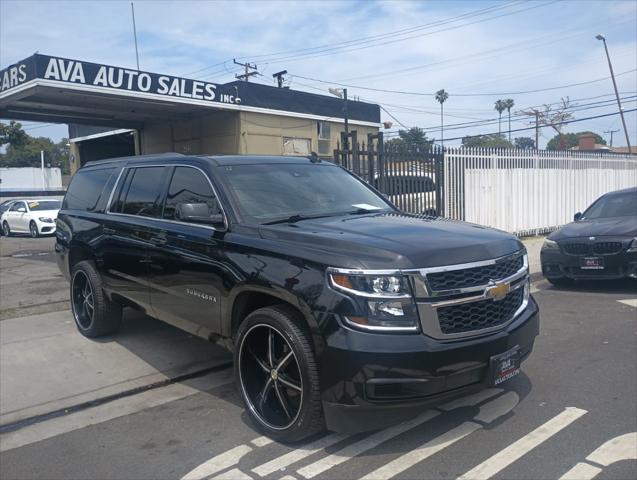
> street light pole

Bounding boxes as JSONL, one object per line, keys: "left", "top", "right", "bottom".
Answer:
{"left": 596, "top": 34, "right": 632, "bottom": 153}
{"left": 343, "top": 88, "right": 349, "bottom": 152}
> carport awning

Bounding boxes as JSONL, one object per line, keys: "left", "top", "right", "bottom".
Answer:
{"left": 0, "top": 54, "right": 381, "bottom": 129}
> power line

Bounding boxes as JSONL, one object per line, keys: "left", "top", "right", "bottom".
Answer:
{"left": 291, "top": 69, "right": 637, "bottom": 97}
{"left": 188, "top": 1, "right": 524, "bottom": 76}
{"left": 251, "top": 1, "right": 554, "bottom": 65}
{"left": 383, "top": 108, "right": 637, "bottom": 143}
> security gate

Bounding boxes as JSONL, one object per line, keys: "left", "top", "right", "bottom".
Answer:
{"left": 333, "top": 131, "right": 445, "bottom": 216}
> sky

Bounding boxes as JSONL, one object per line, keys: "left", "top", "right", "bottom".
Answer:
{"left": 1, "top": 0, "right": 636, "bottom": 148}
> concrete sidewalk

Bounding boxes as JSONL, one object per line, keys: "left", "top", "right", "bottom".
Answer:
{"left": 0, "top": 309, "right": 231, "bottom": 427}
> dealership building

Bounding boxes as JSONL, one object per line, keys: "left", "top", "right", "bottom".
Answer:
{"left": 0, "top": 54, "right": 381, "bottom": 172}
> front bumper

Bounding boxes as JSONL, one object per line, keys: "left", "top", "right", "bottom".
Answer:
{"left": 319, "top": 297, "right": 539, "bottom": 433}
{"left": 35, "top": 219, "right": 56, "bottom": 235}
{"left": 541, "top": 248, "right": 637, "bottom": 280}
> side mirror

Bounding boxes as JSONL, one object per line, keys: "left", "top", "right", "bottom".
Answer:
{"left": 176, "top": 203, "right": 225, "bottom": 227}
{"left": 17, "top": 207, "right": 27, "bottom": 213}
{"left": 573, "top": 212, "right": 582, "bottom": 221}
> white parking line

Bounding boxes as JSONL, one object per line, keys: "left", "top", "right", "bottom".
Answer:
{"left": 617, "top": 298, "right": 637, "bottom": 308}
{"left": 297, "top": 389, "right": 507, "bottom": 479}
{"left": 297, "top": 410, "right": 441, "bottom": 479}
{"left": 360, "top": 392, "right": 519, "bottom": 480}
{"left": 252, "top": 432, "right": 346, "bottom": 477}
{"left": 530, "top": 279, "right": 551, "bottom": 294}
{"left": 250, "top": 436, "right": 274, "bottom": 447}
{"left": 181, "top": 445, "right": 252, "bottom": 480}
{"left": 360, "top": 422, "right": 480, "bottom": 480}
{"left": 458, "top": 407, "right": 588, "bottom": 480}
{"left": 559, "top": 432, "right": 637, "bottom": 480}
{"left": 211, "top": 467, "right": 253, "bottom": 480}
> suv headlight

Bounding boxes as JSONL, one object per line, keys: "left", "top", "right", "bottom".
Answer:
{"left": 328, "top": 271, "right": 419, "bottom": 332}
{"left": 628, "top": 238, "right": 637, "bottom": 253}
{"left": 38, "top": 217, "right": 54, "bottom": 223}
{"left": 542, "top": 239, "right": 559, "bottom": 250}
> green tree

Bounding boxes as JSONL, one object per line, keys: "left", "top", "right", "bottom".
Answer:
{"left": 0, "top": 120, "right": 29, "bottom": 148}
{"left": 494, "top": 99, "right": 507, "bottom": 135}
{"left": 0, "top": 121, "right": 70, "bottom": 174}
{"left": 435, "top": 89, "right": 449, "bottom": 146}
{"left": 546, "top": 131, "right": 607, "bottom": 150}
{"left": 503, "top": 98, "right": 515, "bottom": 141}
{"left": 514, "top": 137, "right": 535, "bottom": 150}
{"left": 386, "top": 127, "right": 433, "bottom": 151}
{"left": 462, "top": 134, "right": 513, "bottom": 148}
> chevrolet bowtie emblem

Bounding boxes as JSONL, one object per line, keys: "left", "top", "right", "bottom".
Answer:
{"left": 486, "top": 281, "right": 510, "bottom": 301}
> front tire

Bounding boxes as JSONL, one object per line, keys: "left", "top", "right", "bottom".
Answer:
{"left": 2, "top": 221, "right": 10, "bottom": 237}
{"left": 29, "top": 221, "right": 39, "bottom": 238}
{"left": 71, "top": 260, "right": 122, "bottom": 337}
{"left": 234, "top": 306, "right": 324, "bottom": 442}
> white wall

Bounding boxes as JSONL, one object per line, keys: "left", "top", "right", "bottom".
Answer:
{"left": 0, "top": 167, "right": 63, "bottom": 191}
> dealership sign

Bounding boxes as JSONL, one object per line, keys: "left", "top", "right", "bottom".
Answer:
{"left": 1, "top": 54, "right": 380, "bottom": 124}
{"left": 0, "top": 54, "right": 241, "bottom": 104}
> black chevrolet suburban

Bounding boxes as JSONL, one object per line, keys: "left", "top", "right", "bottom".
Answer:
{"left": 56, "top": 154, "right": 539, "bottom": 442}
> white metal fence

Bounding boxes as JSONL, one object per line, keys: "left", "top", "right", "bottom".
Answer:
{"left": 443, "top": 148, "right": 637, "bottom": 236}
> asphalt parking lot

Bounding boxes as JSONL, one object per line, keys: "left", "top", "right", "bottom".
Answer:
{"left": 0, "top": 234, "right": 635, "bottom": 480}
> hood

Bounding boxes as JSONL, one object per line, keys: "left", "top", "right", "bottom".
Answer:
{"left": 258, "top": 213, "right": 523, "bottom": 270}
{"left": 549, "top": 216, "right": 637, "bottom": 240}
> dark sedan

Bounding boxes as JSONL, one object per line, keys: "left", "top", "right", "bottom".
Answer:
{"left": 541, "top": 187, "right": 637, "bottom": 284}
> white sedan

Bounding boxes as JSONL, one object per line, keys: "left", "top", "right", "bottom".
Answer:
{"left": 1, "top": 199, "right": 61, "bottom": 237}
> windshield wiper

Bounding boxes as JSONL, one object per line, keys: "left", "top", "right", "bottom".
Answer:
{"left": 261, "top": 213, "right": 334, "bottom": 225}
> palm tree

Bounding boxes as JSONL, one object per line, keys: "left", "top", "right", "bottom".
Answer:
{"left": 435, "top": 89, "right": 449, "bottom": 147}
{"left": 503, "top": 98, "right": 515, "bottom": 141}
{"left": 494, "top": 100, "right": 506, "bottom": 135}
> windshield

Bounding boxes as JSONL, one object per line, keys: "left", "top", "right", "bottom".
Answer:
{"left": 221, "top": 163, "right": 393, "bottom": 223}
{"left": 582, "top": 191, "right": 637, "bottom": 219}
{"left": 27, "top": 200, "right": 61, "bottom": 212}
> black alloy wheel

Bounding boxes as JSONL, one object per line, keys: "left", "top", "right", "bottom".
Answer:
{"left": 72, "top": 270, "right": 95, "bottom": 330}
{"left": 70, "top": 261, "right": 122, "bottom": 337}
{"left": 239, "top": 323, "right": 303, "bottom": 430}
{"left": 235, "top": 306, "right": 324, "bottom": 442}
{"left": 29, "top": 221, "right": 39, "bottom": 238}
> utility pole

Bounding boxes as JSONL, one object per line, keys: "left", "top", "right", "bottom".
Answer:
{"left": 535, "top": 110, "right": 539, "bottom": 149}
{"left": 40, "top": 150, "right": 45, "bottom": 191}
{"left": 131, "top": 2, "right": 140, "bottom": 70}
{"left": 604, "top": 129, "right": 619, "bottom": 148}
{"left": 596, "top": 34, "right": 632, "bottom": 153}
{"left": 272, "top": 70, "right": 287, "bottom": 88}
{"left": 343, "top": 88, "right": 349, "bottom": 151}
{"left": 233, "top": 59, "right": 258, "bottom": 82}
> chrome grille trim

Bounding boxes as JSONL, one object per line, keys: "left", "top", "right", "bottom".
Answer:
{"left": 408, "top": 250, "right": 530, "bottom": 340}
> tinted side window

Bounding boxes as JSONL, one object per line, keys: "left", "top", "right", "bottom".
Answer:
{"left": 121, "top": 167, "right": 166, "bottom": 217}
{"left": 10, "top": 201, "right": 25, "bottom": 212}
{"left": 163, "top": 167, "right": 220, "bottom": 221}
{"left": 63, "top": 168, "right": 115, "bottom": 211}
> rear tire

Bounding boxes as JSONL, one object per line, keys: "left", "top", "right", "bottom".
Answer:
{"left": 2, "top": 221, "right": 11, "bottom": 237}
{"left": 234, "top": 305, "right": 324, "bottom": 443}
{"left": 29, "top": 221, "right": 39, "bottom": 238}
{"left": 71, "top": 260, "right": 122, "bottom": 337}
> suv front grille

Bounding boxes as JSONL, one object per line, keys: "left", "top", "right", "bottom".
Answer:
{"left": 437, "top": 287, "right": 525, "bottom": 335}
{"left": 563, "top": 243, "right": 590, "bottom": 255}
{"left": 593, "top": 241, "right": 622, "bottom": 255}
{"left": 427, "top": 254, "right": 523, "bottom": 291}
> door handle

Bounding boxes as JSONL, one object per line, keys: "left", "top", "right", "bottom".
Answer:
{"left": 150, "top": 235, "right": 167, "bottom": 245}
